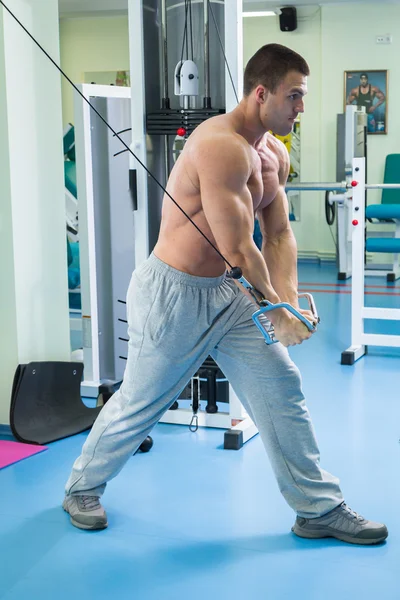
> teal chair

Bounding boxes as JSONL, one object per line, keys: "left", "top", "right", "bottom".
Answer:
{"left": 365, "top": 154, "right": 400, "bottom": 281}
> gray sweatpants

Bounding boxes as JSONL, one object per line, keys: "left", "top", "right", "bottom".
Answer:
{"left": 65, "top": 253, "right": 343, "bottom": 518}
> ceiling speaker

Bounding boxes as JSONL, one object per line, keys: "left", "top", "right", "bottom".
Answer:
{"left": 279, "top": 7, "right": 297, "bottom": 32}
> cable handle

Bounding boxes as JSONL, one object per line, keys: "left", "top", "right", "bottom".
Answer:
{"left": 228, "top": 267, "right": 319, "bottom": 345}
{"left": 252, "top": 294, "right": 319, "bottom": 345}
{"left": 298, "top": 292, "right": 319, "bottom": 322}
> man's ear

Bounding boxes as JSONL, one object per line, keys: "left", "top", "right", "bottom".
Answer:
{"left": 255, "top": 85, "right": 268, "bottom": 104}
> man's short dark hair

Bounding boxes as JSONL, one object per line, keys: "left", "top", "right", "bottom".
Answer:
{"left": 360, "top": 73, "right": 368, "bottom": 80}
{"left": 243, "top": 43, "right": 310, "bottom": 96}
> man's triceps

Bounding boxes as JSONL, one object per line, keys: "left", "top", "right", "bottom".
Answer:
{"left": 199, "top": 151, "right": 254, "bottom": 258}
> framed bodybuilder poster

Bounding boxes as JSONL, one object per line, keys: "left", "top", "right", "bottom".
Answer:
{"left": 344, "top": 70, "right": 388, "bottom": 134}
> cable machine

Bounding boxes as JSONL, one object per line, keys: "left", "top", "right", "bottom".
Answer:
{"left": 74, "top": 1, "right": 257, "bottom": 449}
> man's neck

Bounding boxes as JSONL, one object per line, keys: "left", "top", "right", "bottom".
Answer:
{"left": 230, "top": 102, "right": 268, "bottom": 146}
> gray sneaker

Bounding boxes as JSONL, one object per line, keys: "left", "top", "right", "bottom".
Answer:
{"left": 63, "top": 495, "right": 108, "bottom": 530}
{"left": 292, "top": 502, "right": 388, "bottom": 545}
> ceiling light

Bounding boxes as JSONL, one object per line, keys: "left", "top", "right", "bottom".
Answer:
{"left": 242, "top": 11, "right": 276, "bottom": 17}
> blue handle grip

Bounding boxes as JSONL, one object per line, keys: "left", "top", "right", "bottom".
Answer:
{"left": 252, "top": 296, "right": 318, "bottom": 345}
{"left": 232, "top": 274, "right": 319, "bottom": 345}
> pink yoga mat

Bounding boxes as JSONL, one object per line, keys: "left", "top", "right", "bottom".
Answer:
{"left": 0, "top": 440, "right": 48, "bottom": 469}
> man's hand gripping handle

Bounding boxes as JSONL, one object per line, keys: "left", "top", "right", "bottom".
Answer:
{"left": 229, "top": 267, "right": 319, "bottom": 345}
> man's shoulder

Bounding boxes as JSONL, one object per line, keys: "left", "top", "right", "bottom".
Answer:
{"left": 187, "top": 128, "right": 252, "bottom": 183}
{"left": 190, "top": 125, "right": 250, "bottom": 163}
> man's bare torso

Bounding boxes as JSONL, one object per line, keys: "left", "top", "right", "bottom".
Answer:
{"left": 153, "top": 113, "right": 287, "bottom": 277}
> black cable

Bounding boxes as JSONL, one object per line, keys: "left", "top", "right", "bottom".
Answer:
{"left": 325, "top": 191, "right": 335, "bottom": 226}
{"left": 208, "top": 0, "right": 239, "bottom": 104}
{"left": 113, "top": 148, "right": 129, "bottom": 157}
{"left": 189, "top": 0, "right": 194, "bottom": 61}
{"left": 113, "top": 128, "right": 132, "bottom": 136}
{"left": 189, "top": 376, "right": 200, "bottom": 432}
{"left": 186, "top": 0, "right": 189, "bottom": 60}
{"left": 0, "top": 0, "right": 234, "bottom": 271}
{"left": 328, "top": 223, "right": 338, "bottom": 256}
{"left": 324, "top": 192, "right": 338, "bottom": 254}
{"left": 180, "top": 0, "right": 189, "bottom": 65}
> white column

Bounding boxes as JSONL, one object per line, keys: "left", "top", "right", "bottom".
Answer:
{"left": 225, "top": 0, "right": 243, "bottom": 111}
{"left": 0, "top": 0, "right": 70, "bottom": 424}
{"left": 350, "top": 158, "right": 366, "bottom": 348}
{"left": 128, "top": 0, "right": 149, "bottom": 267}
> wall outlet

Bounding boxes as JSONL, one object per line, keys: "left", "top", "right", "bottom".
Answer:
{"left": 376, "top": 34, "right": 392, "bottom": 44}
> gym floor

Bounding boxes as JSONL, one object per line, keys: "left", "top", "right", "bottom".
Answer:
{"left": 1, "top": 261, "right": 399, "bottom": 600}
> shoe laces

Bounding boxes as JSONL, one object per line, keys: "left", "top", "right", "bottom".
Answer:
{"left": 339, "top": 502, "right": 365, "bottom": 522}
{"left": 79, "top": 495, "right": 101, "bottom": 510}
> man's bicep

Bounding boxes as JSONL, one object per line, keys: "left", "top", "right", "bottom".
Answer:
{"left": 257, "top": 186, "right": 290, "bottom": 242}
{"left": 279, "top": 144, "right": 291, "bottom": 185}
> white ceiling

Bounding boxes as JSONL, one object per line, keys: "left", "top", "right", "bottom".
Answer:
{"left": 58, "top": 0, "right": 400, "bottom": 18}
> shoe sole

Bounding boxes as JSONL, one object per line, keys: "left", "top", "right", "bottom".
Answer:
{"left": 69, "top": 517, "right": 108, "bottom": 530}
{"left": 292, "top": 524, "right": 387, "bottom": 545}
{"left": 63, "top": 501, "right": 108, "bottom": 531}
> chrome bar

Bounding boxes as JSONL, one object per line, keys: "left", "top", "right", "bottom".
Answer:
{"left": 285, "top": 182, "right": 400, "bottom": 191}
{"left": 285, "top": 182, "right": 348, "bottom": 192}
{"left": 365, "top": 184, "right": 400, "bottom": 190}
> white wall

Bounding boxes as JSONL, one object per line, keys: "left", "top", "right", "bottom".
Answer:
{"left": 0, "top": 0, "right": 71, "bottom": 425}
{"left": 0, "top": 7, "right": 18, "bottom": 425}
{"left": 320, "top": 3, "right": 400, "bottom": 260}
{"left": 59, "top": 16, "right": 130, "bottom": 126}
{"left": 244, "top": 3, "right": 400, "bottom": 260}
{"left": 243, "top": 7, "right": 325, "bottom": 258}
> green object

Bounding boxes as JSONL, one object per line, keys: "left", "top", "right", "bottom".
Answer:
{"left": 366, "top": 238, "right": 400, "bottom": 253}
{"left": 63, "top": 124, "right": 75, "bottom": 161}
{"left": 64, "top": 161, "right": 77, "bottom": 198}
{"left": 381, "top": 154, "right": 400, "bottom": 205}
{"left": 67, "top": 239, "right": 81, "bottom": 299}
{"left": 365, "top": 154, "right": 400, "bottom": 221}
{"left": 366, "top": 204, "right": 400, "bottom": 219}
{"left": 67, "top": 237, "right": 72, "bottom": 266}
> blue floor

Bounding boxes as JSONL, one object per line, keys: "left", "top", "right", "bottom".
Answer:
{"left": 1, "top": 262, "right": 400, "bottom": 599}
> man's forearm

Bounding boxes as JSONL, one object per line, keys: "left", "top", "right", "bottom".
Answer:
{"left": 230, "top": 244, "right": 281, "bottom": 306}
{"left": 261, "top": 229, "right": 299, "bottom": 307}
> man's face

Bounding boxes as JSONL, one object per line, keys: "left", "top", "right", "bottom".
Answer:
{"left": 259, "top": 70, "right": 307, "bottom": 136}
{"left": 360, "top": 75, "right": 368, "bottom": 87}
{"left": 260, "top": 71, "right": 307, "bottom": 135}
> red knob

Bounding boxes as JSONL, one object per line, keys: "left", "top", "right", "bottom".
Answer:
{"left": 177, "top": 127, "right": 187, "bottom": 137}
{"left": 352, "top": 219, "right": 359, "bottom": 226}
{"left": 351, "top": 180, "right": 358, "bottom": 187}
